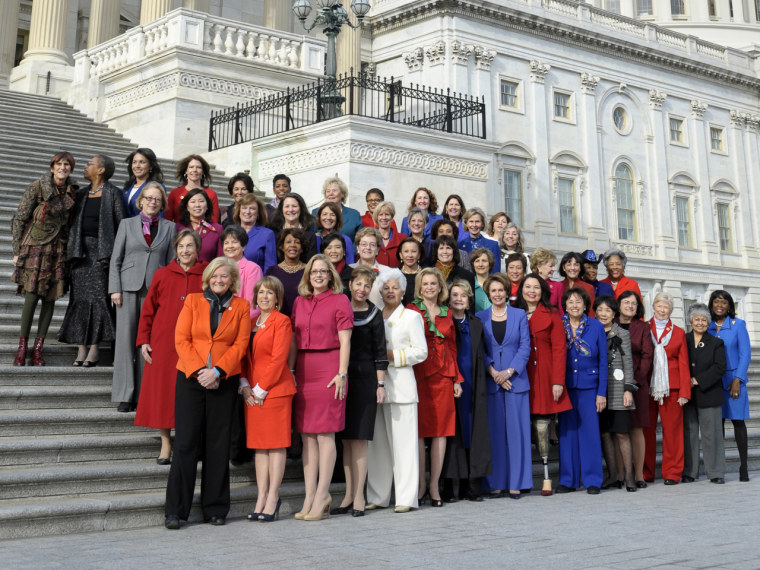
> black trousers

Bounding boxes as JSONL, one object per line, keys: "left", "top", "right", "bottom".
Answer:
{"left": 165, "top": 371, "right": 237, "bottom": 520}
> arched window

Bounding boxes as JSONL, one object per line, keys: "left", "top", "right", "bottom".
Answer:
{"left": 614, "top": 163, "right": 636, "bottom": 241}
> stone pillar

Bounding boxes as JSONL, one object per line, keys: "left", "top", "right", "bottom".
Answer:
{"left": 264, "top": 0, "right": 290, "bottom": 31}
{"left": 578, "top": 71, "right": 607, "bottom": 249}
{"left": 336, "top": 14, "right": 361, "bottom": 78}
{"left": 140, "top": 0, "right": 173, "bottom": 25}
{"left": 0, "top": 0, "right": 21, "bottom": 84}
{"left": 24, "top": 0, "right": 69, "bottom": 64}
{"left": 647, "top": 89, "right": 677, "bottom": 260}
{"left": 184, "top": 0, "right": 210, "bottom": 12}
{"left": 528, "top": 60, "right": 554, "bottom": 244}
{"left": 88, "top": 0, "right": 121, "bottom": 49}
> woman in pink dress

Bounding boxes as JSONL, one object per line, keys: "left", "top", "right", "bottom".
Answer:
{"left": 289, "top": 254, "right": 353, "bottom": 521}
{"left": 531, "top": 247, "right": 564, "bottom": 313}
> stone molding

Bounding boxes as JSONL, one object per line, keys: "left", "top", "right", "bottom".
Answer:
{"left": 529, "top": 60, "right": 551, "bottom": 83}
{"left": 690, "top": 100, "right": 708, "bottom": 120}
{"left": 611, "top": 242, "right": 654, "bottom": 256}
{"left": 402, "top": 47, "right": 424, "bottom": 71}
{"left": 450, "top": 40, "right": 472, "bottom": 65}
{"left": 580, "top": 72, "right": 600, "bottom": 94}
{"left": 648, "top": 89, "right": 667, "bottom": 110}
{"left": 425, "top": 41, "right": 446, "bottom": 65}
{"left": 259, "top": 142, "right": 489, "bottom": 180}
{"left": 473, "top": 46, "right": 496, "bottom": 70}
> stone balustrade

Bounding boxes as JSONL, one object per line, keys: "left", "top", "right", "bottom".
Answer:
{"left": 73, "top": 7, "right": 326, "bottom": 81}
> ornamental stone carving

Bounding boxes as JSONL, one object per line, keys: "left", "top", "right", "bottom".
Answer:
{"left": 425, "top": 41, "right": 446, "bottom": 66}
{"left": 580, "top": 72, "right": 600, "bottom": 94}
{"left": 690, "top": 100, "right": 708, "bottom": 120}
{"left": 648, "top": 89, "right": 667, "bottom": 110}
{"left": 612, "top": 242, "right": 654, "bottom": 256}
{"left": 362, "top": 62, "right": 377, "bottom": 77}
{"left": 402, "top": 48, "right": 424, "bottom": 71}
{"left": 529, "top": 60, "right": 551, "bottom": 83}
{"left": 450, "top": 40, "right": 473, "bottom": 65}
{"left": 473, "top": 46, "right": 496, "bottom": 70}
{"left": 729, "top": 110, "right": 746, "bottom": 128}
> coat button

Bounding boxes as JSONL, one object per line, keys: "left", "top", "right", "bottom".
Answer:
{"left": 574, "top": 370, "right": 578, "bottom": 373}
{"left": 533, "top": 361, "right": 537, "bottom": 365}
{"left": 180, "top": 296, "right": 185, "bottom": 300}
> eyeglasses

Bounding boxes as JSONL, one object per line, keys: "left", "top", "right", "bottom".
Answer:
{"left": 310, "top": 269, "right": 330, "bottom": 275}
{"left": 358, "top": 242, "right": 377, "bottom": 249}
{"left": 142, "top": 196, "right": 162, "bottom": 203}
{"left": 366, "top": 198, "right": 382, "bottom": 204}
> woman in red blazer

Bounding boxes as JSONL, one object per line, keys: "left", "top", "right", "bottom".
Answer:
{"left": 600, "top": 248, "right": 642, "bottom": 300}
{"left": 643, "top": 291, "right": 690, "bottom": 484}
{"left": 164, "top": 257, "right": 251, "bottom": 530}
{"left": 241, "top": 276, "right": 296, "bottom": 522}
{"left": 517, "top": 273, "right": 571, "bottom": 495}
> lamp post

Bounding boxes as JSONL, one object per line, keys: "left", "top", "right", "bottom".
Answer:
{"left": 292, "top": 0, "right": 371, "bottom": 118}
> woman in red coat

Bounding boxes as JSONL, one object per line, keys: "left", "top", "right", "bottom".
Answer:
{"left": 374, "top": 201, "right": 407, "bottom": 268}
{"left": 600, "top": 248, "right": 642, "bottom": 300}
{"left": 516, "top": 273, "right": 571, "bottom": 495}
{"left": 643, "top": 291, "right": 691, "bottom": 484}
{"left": 134, "top": 229, "right": 207, "bottom": 463}
{"left": 616, "top": 290, "right": 654, "bottom": 488}
{"left": 408, "top": 267, "right": 463, "bottom": 506}
{"left": 241, "top": 276, "right": 296, "bottom": 522}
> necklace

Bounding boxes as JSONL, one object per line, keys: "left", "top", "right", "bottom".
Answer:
{"left": 279, "top": 261, "right": 304, "bottom": 273}
{"left": 89, "top": 184, "right": 104, "bottom": 195}
{"left": 255, "top": 312, "right": 271, "bottom": 328}
{"left": 491, "top": 306, "right": 507, "bottom": 318}
{"left": 401, "top": 264, "right": 419, "bottom": 274}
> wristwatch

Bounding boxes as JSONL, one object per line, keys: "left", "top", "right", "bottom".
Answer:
{"left": 338, "top": 373, "right": 347, "bottom": 380}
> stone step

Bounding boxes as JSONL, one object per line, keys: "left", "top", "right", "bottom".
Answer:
{"left": 0, "top": 409, "right": 153, "bottom": 436}
{"left": 0, "top": 345, "right": 113, "bottom": 367}
{"left": 0, "top": 364, "right": 114, "bottom": 386}
{"left": 0, "top": 385, "right": 112, "bottom": 410}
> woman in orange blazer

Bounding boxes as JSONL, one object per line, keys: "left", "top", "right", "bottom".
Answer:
{"left": 240, "top": 276, "right": 295, "bottom": 522}
{"left": 164, "top": 257, "right": 251, "bottom": 530}
{"left": 643, "top": 291, "right": 691, "bottom": 485}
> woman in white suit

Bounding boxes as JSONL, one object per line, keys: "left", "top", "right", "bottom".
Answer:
{"left": 366, "top": 269, "right": 428, "bottom": 513}
{"left": 109, "top": 182, "right": 176, "bottom": 412}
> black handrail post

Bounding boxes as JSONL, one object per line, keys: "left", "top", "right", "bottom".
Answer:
{"left": 234, "top": 103, "right": 241, "bottom": 145}
{"left": 208, "top": 110, "right": 214, "bottom": 152}
{"left": 389, "top": 76, "right": 395, "bottom": 123}
{"left": 446, "top": 89, "right": 453, "bottom": 133}
{"left": 481, "top": 96, "right": 487, "bottom": 139}
{"left": 349, "top": 68, "right": 354, "bottom": 116}
{"left": 286, "top": 88, "right": 292, "bottom": 131}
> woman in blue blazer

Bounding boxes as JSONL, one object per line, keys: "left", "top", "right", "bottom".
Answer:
{"left": 556, "top": 287, "right": 608, "bottom": 494}
{"left": 476, "top": 273, "right": 531, "bottom": 499}
{"left": 708, "top": 290, "right": 752, "bottom": 482}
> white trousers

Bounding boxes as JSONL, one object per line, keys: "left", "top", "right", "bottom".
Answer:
{"left": 367, "top": 402, "right": 419, "bottom": 508}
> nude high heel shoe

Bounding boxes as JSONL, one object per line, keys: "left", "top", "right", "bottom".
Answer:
{"left": 303, "top": 496, "right": 332, "bottom": 521}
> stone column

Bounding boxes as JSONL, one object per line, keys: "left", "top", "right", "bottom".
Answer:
{"left": 527, "top": 60, "right": 554, "bottom": 244}
{"left": 184, "top": 0, "right": 210, "bottom": 12}
{"left": 647, "top": 89, "right": 678, "bottom": 260}
{"left": 0, "top": 0, "right": 21, "bottom": 84}
{"left": 336, "top": 14, "right": 361, "bottom": 78}
{"left": 24, "top": 0, "right": 69, "bottom": 64}
{"left": 88, "top": 0, "right": 121, "bottom": 49}
{"left": 264, "top": 0, "right": 290, "bottom": 31}
{"left": 140, "top": 0, "right": 172, "bottom": 25}
{"left": 578, "top": 72, "right": 607, "bottom": 249}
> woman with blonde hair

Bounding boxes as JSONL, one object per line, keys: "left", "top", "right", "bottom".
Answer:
{"left": 401, "top": 187, "right": 442, "bottom": 239}
{"left": 289, "top": 254, "right": 353, "bottom": 520}
{"left": 373, "top": 201, "right": 407, "bottom": 268}
{"left": 311, "top": 177, "right": 363, "bottom": 241}
{"left": 530, "top": 247, "right": 563, "bottom": 311}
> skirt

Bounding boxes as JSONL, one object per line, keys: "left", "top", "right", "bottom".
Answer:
{"left": 13, "top": 237, "right": 67, "bottom": 300}
{"left": 417, "top": 372, "right": 456, "bottom": 438}
{"left": 294, "top": 349, "right": 346, "bottom": 434}
{"left": 599, "top": 408, "right": 631, "bottom": 434}
{"left": 630, "top": 384, "right": 650, "bottom": 428}
{"left": 246, "top": 395, "right": 294, "bottom": 449}
{"left": 340, "top": 358, "right": 378, "bottom": 440}
{"left": 57, "top": 236, "right": 115, "bottom": 345}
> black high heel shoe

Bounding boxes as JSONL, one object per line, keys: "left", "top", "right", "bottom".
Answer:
{"left": 419, "top": 491, "right": 430, "bottom": 505}
{"left": 258, "top": 499, "right": 282, "bottom": 522}
{"left": 330, "top": 503, "right": 353, "bottom": 515}
{"left": 430, "top": 497, "right": 444, "bottom": 507}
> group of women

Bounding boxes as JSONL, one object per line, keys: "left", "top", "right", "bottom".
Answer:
{"left": 11, "top": 156, "right": 753, "bottom": 529}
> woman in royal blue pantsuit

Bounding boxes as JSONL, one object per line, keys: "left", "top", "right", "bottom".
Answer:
{"left": 556, "top": 287, "right": 608, "bottom": 495}
{"left": 707, "top": 290, "right": 752, "bottom": 482}
{"left": 476, "top": 273, "right": 531, "bottom": 499}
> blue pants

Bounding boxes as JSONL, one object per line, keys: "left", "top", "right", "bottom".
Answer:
{"left": 483, "top": 389, "right": 532, "bottom": 491}
{"left": 558, "top": 388, "right": 603, "bottom": 489}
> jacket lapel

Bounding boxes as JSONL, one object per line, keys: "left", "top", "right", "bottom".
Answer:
{"left": 503, "top": 306, "right": 517, "bottom": 347}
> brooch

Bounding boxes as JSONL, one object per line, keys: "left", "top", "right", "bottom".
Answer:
{"left": 698, "top": 341, "right": 704, "bottom": 348}
{"left": 613, "top": 369, "right": 624, "bottom": 381}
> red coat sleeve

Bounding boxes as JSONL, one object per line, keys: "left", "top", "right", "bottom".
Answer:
{"left": 136, "top": 272, "right": 162, "bottom": 346}
{"left": 549, "top": 310, "right": 567, "bottom": 386}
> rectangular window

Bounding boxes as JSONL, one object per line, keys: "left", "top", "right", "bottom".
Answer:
{"left": 637, "top": 0, "right": 653, "bottom": 15}
{"left": 554, "top": 92, "right": 570, "bottom": 119}
{"left": 500, "top": 80, "right": 518, "bottom": 108}
{"left": 717, "top": 203, "right": 732, "bottom": 251}
{"left": 675, "top": 196, "right": 691, "bottom": 247}
{"left": 558, "top": 178, "right": 576, "bottom": 234}
{"left": 671, "top": 0, "right": 686, "bottom": 15}
{"left": 708, "top": 0, "right": 717, "bottom": 17}
{"left": 669, "top": 117, "right": 684, "bottom": 143}
{"left": 605, "top": 0, "right": 621, "bottom": 13}
{"left": 756, "top": 0, "right": 760, "bottom": 20}
{"left": 615, "top": 171, "right": 636, "bottom": 240}
{"left": 710, "top": 127, "right": 724, "bottom": 151}
{"left": 504, "top": 169, "right": 523, "bottom": 227}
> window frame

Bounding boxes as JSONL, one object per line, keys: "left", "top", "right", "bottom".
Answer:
{"left": 674, "top": 195, "right": 692, "bottom": 248}
{"left": 716, "top": 202, "right": 733, "bottom": 252}
{"left": 670, "top": 0, "right": 686, "bottom": 16}
{"left": 498, "top": 76, "right": 524, "bottom": 114}
{"left": 668, "top": 115, "right": 688, "bottom": 147}
{"left": 503, "top": 168, "right": 524, "bottom": 227}
{"left": 636, "top": 0, "right": 653, "bottom": 16}
{"left": 552, "top": 88, "right": 575, "bottom": 124}
{"left": 709, "top": 124, "right": 727, "bottom": 155}
{"left": 557, "top": 177, "right": 577, "bottom": 234}
{"left": 613, "top": 163, "right": 637, "bottom": 242}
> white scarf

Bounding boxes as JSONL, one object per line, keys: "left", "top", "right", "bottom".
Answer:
{"left": 650, "top": 318, "right": 673, "bottom": 404}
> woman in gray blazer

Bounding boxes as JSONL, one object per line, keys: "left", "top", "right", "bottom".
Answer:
{"left": 109, "top": 182, "right": 176, "bottom": 412}
{"left": 593, "top": 294, "right": 637, "bottom": 492}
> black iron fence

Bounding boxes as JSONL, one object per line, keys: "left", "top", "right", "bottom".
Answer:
{"left": 208, "top": 72, "right": 486, "bottom": 151}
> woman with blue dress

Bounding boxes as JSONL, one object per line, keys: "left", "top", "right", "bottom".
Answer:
{"left": 122, "top": 148, "right": 164, "bottom": 217}
{"left": 470, "top": 248, "right": 493, "bottom": 312}
{"left": 556, "top": 287, "right": 608, "bottom": 495}
{"left": 476, "top": 273, "right": 531, "bottom": 499}
{"left": 708, "top": 290, "right": 751, "bottom": 482}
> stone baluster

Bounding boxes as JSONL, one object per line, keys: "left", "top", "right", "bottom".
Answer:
{"left": 288, "top": 41, "right": 299, "bottom": 68}
{"left": 279, "top": 39, "right": 290, "bottom": 66}
{"left": 203, "top": 22, "right": 213, "bottom": 51}
{"left": 235, "top": 29, "right": 246, "bottom": 57}
{"left": 268, "top": 36, "right": 278, "bottom": 63}
{"left": 224, "top": 27, "right": 235, "bottom": 55}
{"left": 159, "top": 24, "right": 169, "bottom": 51}
{"left": 245, "top": 31, "right": 257, "bottom": 59}
{"left": 212, "top": 24, "right": 224, "bottom": 53}
{"left": 257, "top": 35, "right": 268, "bottom": 61}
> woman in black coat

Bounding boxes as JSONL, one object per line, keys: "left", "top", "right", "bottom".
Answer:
{"left": 58, "top": 154, "right": 126, "bottom": 365}
{"left": 441, "top": 279, "right": 491, "bottom": 501}
{"left": 683, "top": 303, "right": 726, "bottom": 484}
{"left": 430, "top": 235, "right": 475, "bottom": 293}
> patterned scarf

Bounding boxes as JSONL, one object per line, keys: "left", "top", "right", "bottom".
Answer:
{"left": 649, "top": 318, "right": 674, "bottom": 404}
{"left": 435, "top": 261, "right": 455, "bottom": 282}
{"left": 562, "top": 313, "right": 590, "bottom": 356}
{"left": 139, "top": 212, "right": 158, "bottom": 244}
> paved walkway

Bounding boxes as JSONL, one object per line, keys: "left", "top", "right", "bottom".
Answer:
{"left": 2, "top": 473, "right": 758, "bottom": 569}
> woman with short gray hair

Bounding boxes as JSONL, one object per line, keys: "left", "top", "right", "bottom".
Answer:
{"left": 682, "top": 303, "right": 727, "bottom": 483}
{"left": 601, "top": 248, "right": 641, "bottom": 300}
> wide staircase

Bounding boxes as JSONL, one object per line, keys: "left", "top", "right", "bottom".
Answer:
{"left": 0, "top": 89, "right": 758, "bottom": 540}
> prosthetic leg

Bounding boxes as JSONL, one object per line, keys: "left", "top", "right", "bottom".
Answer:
{"left": 535, "top": 417, "right": 553, "bottom": 496}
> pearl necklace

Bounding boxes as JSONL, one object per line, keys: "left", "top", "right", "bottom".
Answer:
{"left": 491, "top": 306, "right": 507, "bottom": 318}
{"left": 255, "top": 312, "right": 271, "bottom": 328}
{"left": 89, "top": 184, "right": 104, "bottom": 195}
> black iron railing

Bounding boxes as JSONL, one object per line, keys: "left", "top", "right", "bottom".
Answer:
{"left": 208, "top": 72, "right": 486, "bottom": 151}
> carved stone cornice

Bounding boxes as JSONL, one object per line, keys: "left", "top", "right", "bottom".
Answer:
{"left": 529, "top": 60, "right": 551, "bottom": 84}
{"left": 580, "top": 72, "right": 600, "bottom": 94}
{"left": 402, "top": 47, "right": 424, "bottom": 71}
{"left": 690, "top": 100, "right": 708, "bottom": 120}
{"left": 729, "top": 110, "right": 746, "bottom": 128}
{"left": 425, "top": 41, "right": 446, "bottom": 66}
{"left": 648, "top": 89, "right": 667, "bottom": 110}
{"left": 362, "top": 61, "right": 377, "bottom": 77}
{"left": 450, "top": 40, "right": 472, "bottom": 65}
{"left": 473, "top": 46, "right": 496, "bottom": 70}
